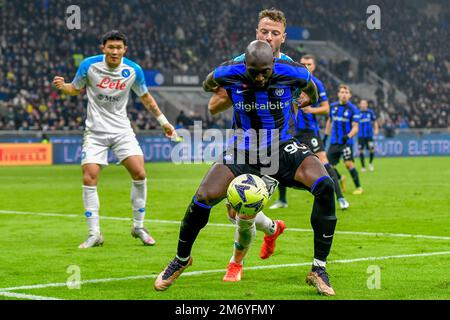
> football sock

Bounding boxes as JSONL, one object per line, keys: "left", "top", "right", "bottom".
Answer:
{"left": 230, "top": 216, "right": 256, "bottom": 265}
{"left": 82, "top": 185, "right": 100, "bottom": 235}
{"left": 177, "top": 196, "right": 211, "bottom": 259}
{"left": 324, "top": 163, "right": 344, "bottom": 199}
{"left": 360, "top": 152, "right": 366, "bottom": 168}
{"left": 349, "top": 168, "right": 361, "bottom": 188}
{"left": 335, "top": 168, "right": 342, "bottom": 180}
{"left": 255, "top": 211, "right": 276, "bottom": 235}
{"left": 369, "top": 152, "right": 374, "bottom": 164}
{"left": 131, "top": 179, "right": 147, "bottom": 228}
{"left": 313, "top": 258, "right": 327, "bottom": 268}
{"left": 310, "top": 176, "right": 337, "bottom": 262}
{"left": 278, "top": 185, "right": 287, "bottom": 203}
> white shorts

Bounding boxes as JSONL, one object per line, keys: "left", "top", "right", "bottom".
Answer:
{"left": 81, "top": 130, "right": 143, "bottom": 166}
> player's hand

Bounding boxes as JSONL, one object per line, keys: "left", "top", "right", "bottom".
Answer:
{"left": 162, "top": 123, "right": 178, "bottom": 140}
{"left": 298, "top": 92, "right": 312, "bottom": 108}
{"left": 302, "top": 106, "right": 314, "bottom": 114}
{"left": 52, "top": 76, "right": 66, "bottom": 90}
{"left": 342, "top": 135, "right": 350, "bottom": 144}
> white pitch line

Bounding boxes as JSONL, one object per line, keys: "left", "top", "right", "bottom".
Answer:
{"left": 0, "top": 291, "right": 62, "bottom": 300}
{"left": 1, "top": 250, "right": 449, "bottom": 293}
{"left": 1, "top": 209, "right": 449, "bottom": 241}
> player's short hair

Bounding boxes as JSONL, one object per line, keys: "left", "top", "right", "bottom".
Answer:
{"left": 258, "top": 8, "right": 287, "bottom": 28}
{"left": 301, "top": 54, "right": 317, "bottom": 63}
{"left": 338, "top": 84, "right": 352, "bottom": 94}
{"left": 101, "top": 30, "right": 127, "bottom": 46}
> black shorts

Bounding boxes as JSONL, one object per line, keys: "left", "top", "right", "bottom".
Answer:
{"left": 295, "top": 131, "right": 325, "bottom": 154}
{"left": 220, "top": 138, "right": 315, "bottom": 189}
{"left": 358, "top": 137, "right": 375, "bottom": 150}
{"left": 327, "top": 144, "right": 354, "bottom": 165}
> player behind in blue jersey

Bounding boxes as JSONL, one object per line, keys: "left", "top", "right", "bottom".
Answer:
{"left": 358, "top": 100, "right": 378, "bottom": 172}
{"left": 154, "top": 40, "right": 337, "bottom": 296}
{"left": 324, "top": 84, "right": 363, "bottom": 195}
{"left": 270, "top": 54, "right": 349, "bottom": 210}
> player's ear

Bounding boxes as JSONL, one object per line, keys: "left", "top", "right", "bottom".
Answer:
{"left": 100, "top": 45, "right": 105, "bottom": 53}
{"left": 123, "top": 46, "right": 128, "bottom": 55}
{"left": 282, "top": 32, "right": 287, "bottom": 44}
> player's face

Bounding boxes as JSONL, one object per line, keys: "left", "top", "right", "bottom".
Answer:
{"left": 360, "top": 100, "right": 368, "bottom": 111}
{"left": 246, "top": 60, "right": 274, "bottom": 88}
{"left": 338, "top": 88, "right": 351, "bottom": 104}
{"left": 256, "top": 18, "right": 286, "bottom": 56}
{"left": 300, "top": 58, "right": 316, "bottom": 73}
{"left": 102, "top": 40, "right": 127, "bottom": 67}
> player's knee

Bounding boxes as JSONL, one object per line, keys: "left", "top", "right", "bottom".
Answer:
{"left": 310, "top": 176, "right": 334, "bottom": 200}
{"left": 237, "top": 212, "right": 257, "bottom": 220}
{"left": 131, "top": 170, "right": 146, "bottom": 181}
{"left": 83, "top": 172, "right": 98, "bottom": 186}
{"left": 195, "top": 189, "right": 218, "bottom": 207}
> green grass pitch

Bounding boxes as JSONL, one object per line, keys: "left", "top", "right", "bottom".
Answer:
{"left": 0, "top": 157, "right": 449, "bottom": 300}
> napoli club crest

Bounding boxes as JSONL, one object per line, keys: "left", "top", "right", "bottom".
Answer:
{"left": 122, "top": 69, "right": 131, "bottom": 78}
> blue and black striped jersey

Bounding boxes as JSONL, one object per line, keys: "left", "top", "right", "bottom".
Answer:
{"left": 295, "top": 75, "right": 328, "bottom": 134}
{"left": 358, "top": 108, "right": 377, "bottom": 138}
{"left": 329, "top": 101, "right": 360, "bottom": 145}
{"left": 213, "top": 59, "right": 311, "bottom": 150}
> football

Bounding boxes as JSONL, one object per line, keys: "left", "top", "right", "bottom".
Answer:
{"left": 227, "top": 174, "right": 269, "bottom": 215}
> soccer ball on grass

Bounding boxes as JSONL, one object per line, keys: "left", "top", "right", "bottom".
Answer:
{"left": 227, "top": 174, "right": 269, "bottom": 215}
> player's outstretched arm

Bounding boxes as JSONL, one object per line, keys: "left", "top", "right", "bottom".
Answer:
{"left": 52, "top": 76, "right": 81, "bottom": 96}
{"left": 303, "top": 100, "right": 330, "bottom": 115}
{"left": 140, "top": 92, "right": 177, "bottom": 139}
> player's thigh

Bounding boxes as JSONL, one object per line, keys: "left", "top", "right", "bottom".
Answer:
{"left": 315, "top": 151, "right": 329, "bottom": 164}
{"left": 196, "top": 163, "right": 236, "bottom": 206}
{"left": 81, "top": 131, "right": 109, "bottom": 167}
{"left": 296, "top": 132, "right": 324, "bottom": 154}
{"left": 111, "top": 131, "right": 143, "bottom": 164}
{"left": 294, "top": 155, "right": 329, "bottom": 189}
{"left": 122, "top": 155, "right": 146, "bottom": 180}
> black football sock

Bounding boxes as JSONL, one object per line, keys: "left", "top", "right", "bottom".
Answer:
{"left": 310, "top": 176, "right": 337, "bottom": 262}
{"left": 279, "top": 185, "right": 287, "bottom": 203}
{"left": 349, "top": 168, "right": 361, "bottom": 188}
{"left": 324, "top": 163, "right": 344, "bottom": 199}
{"left": 177, "top": 196, "right": 212, "bottom": 260}
{"left": 360, "top": 152, "right": 366, "bottom": 168}
{"left": 335, "top": 168, "right": 342, "bottom": 180}
{"left": 369, "top": 152, "right": 374, "bottom": 164}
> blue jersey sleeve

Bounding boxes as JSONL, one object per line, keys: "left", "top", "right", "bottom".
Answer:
{"left": 71, "top": 55, "right": 103, "bottom": 90}
{"left": 213, "top": 61, "right": 245, "bottom": 88}
{"left": 314, "top": 78, "right": 328, "bottom": 103}
{"left": 71, "top": 59, "right": 89, "bottom": 90}
{"left": 351, "top": 105, "right": 360, "bottom": 123}
{"left": 370, "top": 109, "right": 377, "bottom": 121}
{"left": 124, "top": 58, "right": 149, "bottom": 97}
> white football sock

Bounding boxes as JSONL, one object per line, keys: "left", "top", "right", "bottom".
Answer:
{"left": 230, "top": 216, "right": 256, "bottom": 265}
{"left": 313, "top": 258, "right": 327, "bottom": 268}
{"left": 82, "top": 185, "right": 100, "bottom": 235}
{"left": 255, "top": 211, "right": 276, "bottom": 235}
{"left": 131, "top": 179, "right": 147, "bottom": 228}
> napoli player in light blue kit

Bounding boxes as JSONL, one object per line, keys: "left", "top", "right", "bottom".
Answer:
{"left": 53, "top": 30, "right": 177, "bottom": 248}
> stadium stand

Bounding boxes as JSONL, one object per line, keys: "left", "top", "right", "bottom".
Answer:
{"left": 0, "top": 0, "right": 448, "bottom": 131}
